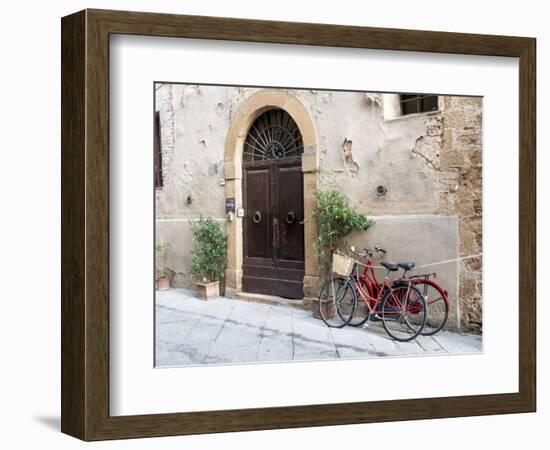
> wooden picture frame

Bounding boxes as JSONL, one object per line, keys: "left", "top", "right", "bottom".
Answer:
{"left": 61, "top": 9, "right": 536, "bottom": 441}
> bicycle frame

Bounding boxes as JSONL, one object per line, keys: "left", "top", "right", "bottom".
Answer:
{"left": 358, "top": 256, "right": 450, "bottom": 312}
{"left": 357, "top": 257, "right": 382, "bottom": 303}
{"left": 348, "top": 262, "right": 410, "bottom": 318}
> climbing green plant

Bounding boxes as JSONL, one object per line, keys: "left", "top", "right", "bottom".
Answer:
{"left": 190, "top": 217, "right": 228, "bottom": 283}
{"left": 312, "top": 189, "right": 374, "bottom": 262}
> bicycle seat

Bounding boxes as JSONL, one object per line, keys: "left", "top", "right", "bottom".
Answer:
{"left": 397, "top": 262, "right": 415, "bottom": 271}
{"left": 381, "top": 262, "right": 399, "bottom": 271}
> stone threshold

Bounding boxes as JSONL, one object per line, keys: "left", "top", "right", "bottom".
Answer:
{"left": 235, "top": 291, "right": 313, "bottom": 310}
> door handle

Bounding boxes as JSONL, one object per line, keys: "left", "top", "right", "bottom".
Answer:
{"left": 253, "top": 211, "right": 262, "bottom": 224}
{"left": 286, "top": 211, "right": 296, "bottom": 224}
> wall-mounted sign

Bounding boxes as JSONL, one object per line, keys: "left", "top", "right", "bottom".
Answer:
{"left": 225, "top": 198, "right": 235, "bottom": 212}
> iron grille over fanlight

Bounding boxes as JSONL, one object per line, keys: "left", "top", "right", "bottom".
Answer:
{"left": 243, "top": 109, "right": 303, "bottom": 162}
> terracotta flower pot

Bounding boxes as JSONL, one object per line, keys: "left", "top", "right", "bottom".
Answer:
{"left": 196, "top": 281, "right": 220, "bottom": 300}
{"left": 156, "top": 276, "right": 170, "bottom": 291}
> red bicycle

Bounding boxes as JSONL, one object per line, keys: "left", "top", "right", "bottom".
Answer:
{"left": 319, "top": 248, "right": 428, "bottom": 342}
{"left": 349, "top": 247, "right": 449, "bottom": 336}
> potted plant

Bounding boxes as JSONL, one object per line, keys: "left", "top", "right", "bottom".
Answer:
{"left": 190, "top": 217, "right": 228, "bottom": 299}
{"left": 155, "top": 243, "right": 171, "bottom": 290}
{"left": 311, "top": 189, "right": 374, "bottom": 318}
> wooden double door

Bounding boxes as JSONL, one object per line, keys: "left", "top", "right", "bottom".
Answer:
{"left": 243, "top": 156, "right": 305, "bottom": 299}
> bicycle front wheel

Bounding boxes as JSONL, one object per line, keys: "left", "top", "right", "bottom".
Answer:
{"left": 318, "top": 277, "right": 357, "bottom": 328}
{"left": 348, "top": 280, "right": 377, "bottom": 327}
{"left": 380, "top": 284, "right": 427, "bottom": 342}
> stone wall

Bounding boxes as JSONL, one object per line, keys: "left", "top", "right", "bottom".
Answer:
{"left": 438, "top": 97, "right": 483, "bottom": 330}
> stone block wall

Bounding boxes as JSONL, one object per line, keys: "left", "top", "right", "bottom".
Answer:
{"left": 438, "top": 96, "right": 483, "bottom": 330}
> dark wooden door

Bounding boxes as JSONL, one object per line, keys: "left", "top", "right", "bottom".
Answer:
{"left": 243, "top": 156, "right": 304, "bottom": 298}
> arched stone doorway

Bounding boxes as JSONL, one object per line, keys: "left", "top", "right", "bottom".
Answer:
{"left": 223, "top": 90, "right": 319, "bottom": 300}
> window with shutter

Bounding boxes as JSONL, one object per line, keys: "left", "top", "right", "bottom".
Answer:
{"left": 400, "top": 94, "right": 439, "bottom": 115}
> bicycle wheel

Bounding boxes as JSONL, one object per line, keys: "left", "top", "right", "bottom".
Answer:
{"left": 348, "top": 280, "right": 376, "bottom": 327}
{"left": 380, "top": 284, "right": 427, "bottom": 342}
{"left": 318, "top": 277, "right": 357, "bottom": 328}
{"left": 414, "top": 280, "right": 449, "bottom": 335}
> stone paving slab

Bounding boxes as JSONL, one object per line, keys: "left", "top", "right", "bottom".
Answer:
{"left": 155, "top": 288, "right": 482, "bottom": 367}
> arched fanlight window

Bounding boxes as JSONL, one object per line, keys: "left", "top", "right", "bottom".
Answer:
{"left": 243, "top": 108, "right": 303, "bottom": 162}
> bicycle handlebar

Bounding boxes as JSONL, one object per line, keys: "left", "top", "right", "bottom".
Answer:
{"left": 349, "top": 245, "right": 386, "bottom": 258}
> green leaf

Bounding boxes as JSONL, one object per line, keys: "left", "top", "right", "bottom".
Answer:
{"left": 312, "top": 189, "right": 374, "bottom": 270}
{"left": 189, "top": 217, "right": 228, "bottom": 282}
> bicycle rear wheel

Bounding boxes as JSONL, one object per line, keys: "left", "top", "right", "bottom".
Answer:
{"left": 414, "top": 280, "right": 449, "bottom": 335}
{"left": 380, "top": 284, "right": 427, "bottom": 342}
{"left": 318, "top": 277, "right": 357, "bottom": 328}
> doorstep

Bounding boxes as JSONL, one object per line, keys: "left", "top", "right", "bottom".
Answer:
{"left": 235, "top": 291, "right": 313, "bottom": 310}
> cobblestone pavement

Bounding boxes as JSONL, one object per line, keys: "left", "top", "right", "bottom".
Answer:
{"left": 156, "top": 288, "right": 482, "bottom": 367}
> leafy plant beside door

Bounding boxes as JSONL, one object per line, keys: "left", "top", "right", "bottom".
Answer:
{"left": 313, "top": 189, "right": 374, "bottom": 262}
{"left": 190, "top": 217, "right": 228, "bottom": 299}
{"left": 311, "top": 189, "right": 373, "bottom": 318}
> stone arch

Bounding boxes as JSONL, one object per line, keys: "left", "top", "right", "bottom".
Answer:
{"left": 223, "top": 90, "right": 320, "bottom": 299}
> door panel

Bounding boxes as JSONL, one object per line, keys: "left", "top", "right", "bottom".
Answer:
{"left": 243, "top": 158, "right": 305, "bottom": 299}
{"left": 243, "top": 167, "right": 271, "bottom": 259}
{"left": 276, "top": 165, "right": 305, "bottom": 264}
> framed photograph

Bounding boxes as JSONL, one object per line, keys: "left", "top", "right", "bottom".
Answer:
{"left": 61, "top": 9, "right": 536, "bottom": 441}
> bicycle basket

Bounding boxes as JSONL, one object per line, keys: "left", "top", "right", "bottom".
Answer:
{"left": 332, "top": 253, "right": 354, "bottom": 277}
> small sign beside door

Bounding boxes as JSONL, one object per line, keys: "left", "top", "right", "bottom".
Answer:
{"left": 225, "top": 198, "right": 235, "bottom": 212}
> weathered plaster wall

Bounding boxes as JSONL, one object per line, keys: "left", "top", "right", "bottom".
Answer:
{"left": 314, "top": 92, "right": 439, "bottom": 215}
{"left": 155, "top": 84, "right": 227, "bottom": 287}
{"left": 155, "top": 83, "right": 229, "bottom": 220}
{"left": 155, "top": 84, "right": 482, "bottom": 330}
{"left": 156, "top": 85, "right": 443, "bottom": 218}
{"left": 350, "top": 215, "right": 459, "bottom": 329}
